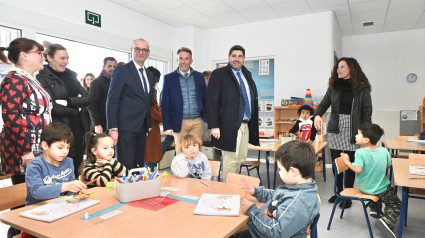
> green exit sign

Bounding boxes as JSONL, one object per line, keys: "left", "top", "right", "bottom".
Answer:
{"left": 85, "top": 10, "right": 101, "bottom": 28}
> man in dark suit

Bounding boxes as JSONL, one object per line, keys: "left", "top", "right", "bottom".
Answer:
{"left": 161, "top": 47, "right": 207, "bottom": 153}
{"left": 206, "top": 45, "right": 259, "bottom": 182}
{"left": 88, "top": 57, "right": 117, "bottom": 134}
{"left": 106, "top": 38, "right": 153, "bottom": 169}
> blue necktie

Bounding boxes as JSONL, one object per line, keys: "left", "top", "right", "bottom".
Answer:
{"left": 236, "top": 72, "right": 251, "bottom": 119}
{"left": 138, "top": 68, "right": 148, "bottom": 97}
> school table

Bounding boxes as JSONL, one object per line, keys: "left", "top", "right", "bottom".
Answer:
{"left": 0, "top": 175, "right": 257, "bottom": 238}
{"left": 248, "top": 141, "right": 328, "bottom": 189}
{"left": 392, "top": 158, "right": 425, "bottom": 238}
{"left": 384, "top": 139, "right": 425, "bottom": 158}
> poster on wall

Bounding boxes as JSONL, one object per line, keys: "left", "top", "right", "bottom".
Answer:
{"left": 259, "top": 60, "right": 269, "bottom": 75}
{"left": 258, "top": 101, "right": 264, "bottom": 112}
{"left": 265, "top": 101, "right": 274, "bottom": 112}
{"left": 258, "top": 117, "right": 264, "bottom": 127}
{"left": 218, "top": 63, "right": 227, "bottom": 68}
{"left": 265, "top": 117, "right": 273, "bottom": 128}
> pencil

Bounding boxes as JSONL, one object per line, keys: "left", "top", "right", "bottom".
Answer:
{"left": 85, "top": 178, "right": 98, "bottom": 186}
{"left": 199, "top": 180, "right": 210, "bottom": 187}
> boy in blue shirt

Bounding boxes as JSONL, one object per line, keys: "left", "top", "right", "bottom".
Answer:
{"left": 240, "top": 140, "right": 320, "bottom": 238}
{"left": 342, "top": 123, "right": 400, "bottom": 238}
{"left": 25, "top": 122, "right": 87, "bottom": 206}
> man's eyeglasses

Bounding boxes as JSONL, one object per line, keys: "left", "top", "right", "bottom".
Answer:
{"left": 26, "top": 51, "right": 43, "bottom": 56}
{"left": 134, "top": 48, "right": 150, "bottom": 54}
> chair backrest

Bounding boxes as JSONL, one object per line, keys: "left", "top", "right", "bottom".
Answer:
{"left": 208, "top": 160, "right": 220, "bottom": 178}
{"left": 334, "top": 157, "right": 349, "bottom": 175}
{"left": 396, "top": 135, "right": 418, "bottom": 142}
{"left": 308, "top": 213, "right": 320, "bottom": 238}
{"left": 408, "top": 153, "right": 425, "bottom": 165}
{"left": 226, "top": 172, "right": 260, "bottom": 187}
{"left": 0, "top": 182, "right": 27, "bottom": 211}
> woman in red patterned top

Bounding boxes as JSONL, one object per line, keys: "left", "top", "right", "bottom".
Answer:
{"left": 0, "top": 38, "right": 52, "bottom": 180}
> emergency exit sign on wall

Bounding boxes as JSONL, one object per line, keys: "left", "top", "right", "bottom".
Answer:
{"left": 85, "top": 10, "right": 101, "bottom": 28}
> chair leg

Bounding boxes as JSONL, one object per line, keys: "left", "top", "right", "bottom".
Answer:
{"left": 218, "top": 164, "right": 221, "bottom": 182}
{"left": 256, "top": 166, "right": 262, "bottom": 186}
{"left": 327, "top": 198, "right": 341, "bottom": 230}
{"left": 361, "top": 200, "right": 374, "bottom": 238}
{"left": 239, "top": 165, "right": 242, "bottom": 174}
{"left": 404, "top": 195, "right": 408, "bottom": 226}
{"left": 340, "top": 200, "right": 346, "bottom": 218}
{"left": 246, "top": 166, "right": 250, "bottom": 176}
{"left": 322, "top": 150, "right": 326, "bottom": 181}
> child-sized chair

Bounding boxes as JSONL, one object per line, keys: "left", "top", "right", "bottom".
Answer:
{"left": 239, "top": 159, "right": 262, "bottom": 185}
{"left": 308, "top": 213, "right": 320, "bottom": 238}
{"left": 327, "top": 157, "right": 380, "bottom": 238}
{"left": 208, "top": 160, "right": 221, "bottom": 181}
{"left": 226, "top": 172, "right": 260, "bottom": 187}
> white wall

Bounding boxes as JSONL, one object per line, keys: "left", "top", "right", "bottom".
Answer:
{"left": 200, "top": 11, "right": 336, "bottom": 106}
{"left": 343, "top": 28, "right": 425, "bottom": 138}
{"left": 0, "top": 0, "right": 174, "bottom": 61}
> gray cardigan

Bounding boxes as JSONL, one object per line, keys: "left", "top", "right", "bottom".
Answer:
{"left": 313, "top": 83, "right": 372, "bottom": 144}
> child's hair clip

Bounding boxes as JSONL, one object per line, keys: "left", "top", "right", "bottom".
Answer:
{"left": 93, "top": 133, "right": 97, "bottom": 137}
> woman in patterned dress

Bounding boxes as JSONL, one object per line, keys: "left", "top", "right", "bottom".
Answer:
{"left": 0, "top": 38, "right": 52, "bottom": 180}
{"left": 313, "top": 57, "right": 372, "bottom": 208}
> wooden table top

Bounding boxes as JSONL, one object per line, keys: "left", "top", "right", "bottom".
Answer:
{"left": 248, "top": 141, "right": 328, "bottom": 154}
{"left": 392, "top": 158, "right": 425, "bottom": 189}
{"left": 384, "top": 139, "right": 425, "bottom": 151}
{"left": 0, "top": 176, "right": 256, "bottom": 238}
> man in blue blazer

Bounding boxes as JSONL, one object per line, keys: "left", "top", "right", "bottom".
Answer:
{"left": 106, "top": 38, "right": 153, "bottom": 169}
{"left": 161, "top": 47, "right": 207, "bottom": 153}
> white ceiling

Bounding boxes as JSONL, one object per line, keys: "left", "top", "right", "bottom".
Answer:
{"left": 110, "top": 0, "right": 425, "bottom": 36}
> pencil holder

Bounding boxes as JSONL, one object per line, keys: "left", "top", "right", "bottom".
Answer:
{"left": 114, "top": 168, "right": 161, "bottom": 203}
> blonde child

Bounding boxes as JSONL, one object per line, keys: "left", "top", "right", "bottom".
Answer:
{"left": 82, "top": 132, "right": 128, "bottom": 187}
{"left": 171, "top": 134, "right": 212, "bottom": 180}
{"left": 239, "top": 140, "right": 320, "bottom": 237}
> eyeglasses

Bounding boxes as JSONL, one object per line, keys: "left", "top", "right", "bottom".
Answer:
{"left": 26, "top": 51, "right": 43, "bottom": 55}
{"left": 134, "top": 47, "right": 150, "bottom": 54}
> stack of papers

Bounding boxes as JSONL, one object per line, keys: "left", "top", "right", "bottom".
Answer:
{"left": 407, "top": 139, "right": 425, "bottom": 145}
{"left": 409, "top": 166, "right": 425, "bottom": 176}
{"left": 194, "top": 193, "right": 240, "bottom": 216}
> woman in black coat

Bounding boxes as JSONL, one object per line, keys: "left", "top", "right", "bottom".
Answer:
{"left": 37, "top": 43, "right": 90, "bottom": 177}
{"left": 313, "top": 57, "right": 372, "bottom": 208}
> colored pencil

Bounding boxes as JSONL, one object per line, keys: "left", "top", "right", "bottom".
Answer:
{"left": 85, "top": 178, "right": 98, "bottom": 186}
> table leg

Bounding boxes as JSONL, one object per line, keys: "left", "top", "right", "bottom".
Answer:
{"left": 273, "top": 159, "right": 277, "bottom": 189}
{"left": 398, "top": 187, "right": 408, "bottom": 238}
{"left": 265, "top": 151, "right": 270, "bottom": 189}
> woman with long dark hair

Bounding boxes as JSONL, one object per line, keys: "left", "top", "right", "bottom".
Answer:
{"left": 313, "top": 57, "right": 372, "bottom": 208}
{"left": 36, "top": 43, "right": 90, "bottom": 177}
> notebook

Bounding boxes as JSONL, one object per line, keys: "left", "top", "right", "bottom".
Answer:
{"left": 193, "top": 193, "right": 240, "bottom": 216}
{"left": 20, "top": 196, "right": 100, "bottom": 222}
{"left": 409, "top": 166, "right": 425, "bottom": 176}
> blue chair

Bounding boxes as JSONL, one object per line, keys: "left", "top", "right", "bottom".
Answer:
{"left": 327, "top": 157, "right": 380, "bottom": 238}
{"left": 309, "top": 213, "right": 320, "bottom": 238}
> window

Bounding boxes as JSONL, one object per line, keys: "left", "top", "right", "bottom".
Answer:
{"left": 36, "top": 33, "right": 130, "bottom": 79}
{"left": 0, "top": 25, "right": 21, "bottom": 74}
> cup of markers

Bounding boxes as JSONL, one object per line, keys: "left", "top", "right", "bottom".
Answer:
{"left": 114, "top": 166, "right": 161, "bottom": 203}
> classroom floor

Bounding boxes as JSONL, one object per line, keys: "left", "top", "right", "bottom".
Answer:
{"left": 1, "top": 163, "right": 424, "bottom": 238}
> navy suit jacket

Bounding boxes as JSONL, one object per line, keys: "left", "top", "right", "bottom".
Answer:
{"left": 160, "top": 68, "right": 207, "bottom": 133}
{"left": 106, "top": 61, "right": 153, "bottom": 133}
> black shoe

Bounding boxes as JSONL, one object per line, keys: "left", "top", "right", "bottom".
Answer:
{"left": 328, "top": 195, "right": 338, "bottom": 203}
{"left": 375, "top": 219, "right": 396, "bottom": 238}
{"left": 339, "top": 199, "right": 352, "bottom": 209}
{"left": 369, "top": 203, "right": 383, "bottom": 219}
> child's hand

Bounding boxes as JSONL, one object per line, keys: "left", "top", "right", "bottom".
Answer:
{"left": 96, "top": 159, "right": 110, "bottom": 166}
{"left": 241, "top": 178, "right": 255, "bottom": 195}
{"left": 241, "top": 198, "right": 254, "bottom": 214}
{"left": 341, "top": 153, "right": 350, "bottom": 164}
{"left": 62, "top": 180, "right": 87, "bottom": 193}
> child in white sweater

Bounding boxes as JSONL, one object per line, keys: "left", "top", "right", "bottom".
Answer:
{"left": 171, "top": 134, "right": 212, "bottom": 180}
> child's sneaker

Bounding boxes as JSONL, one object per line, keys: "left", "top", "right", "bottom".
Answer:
{"left": 375, "top": 219, "right": 396, "bottom": 238}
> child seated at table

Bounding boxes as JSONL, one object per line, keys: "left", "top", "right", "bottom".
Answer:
{"left": 341, "top": 123, "right": 400, "bottom": 238}
{"left": 239, "top": 140, "right": 320, "bottom": 238}
{"left": 81, "top": 132, "right": 129, "bottom": 187}
{"left": 289, "top": 105, "right": 317, "bottom": 143}
{"left": 171, "top": 134, "right": 212, "bottom": 180}
{"left": 25, "top": 122, "right": 87, "bottom": 206}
